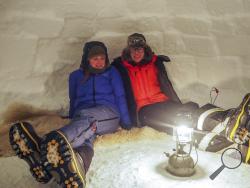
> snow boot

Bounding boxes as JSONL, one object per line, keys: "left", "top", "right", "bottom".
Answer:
{"left": 41, "top": 130, "right": 86, "bottom": 188}
{"left": 195, "top": 104, "right": 233, "bottom": 152}
{"left": 238, "top": 144, "right": 250, "bottom": 164}
{"left": 226, "top": 93, "right": 250, "bottom": 146}
{"left": 9, "top": 122, "right": 52, "bottom": 183}
{"left": 75, "top": 145, "right": 94, "bottom": 173}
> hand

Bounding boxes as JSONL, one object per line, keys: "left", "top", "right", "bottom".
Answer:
{"left": 91, "top": 121, "right": 97, "bottom": 132}
{"left": 158, "top": 55, "right": 170, "bottom": 62}
{"left": 120, "top": 123, "right": 133, "bottom": 130}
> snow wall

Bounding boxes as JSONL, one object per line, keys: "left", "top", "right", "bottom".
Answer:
{"left": 0, "top": 0, "right": 250, "bottom": 118}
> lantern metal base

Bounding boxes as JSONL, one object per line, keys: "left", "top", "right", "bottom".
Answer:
{"left": 166, "top": 153, "right": 195, "bottom": 177}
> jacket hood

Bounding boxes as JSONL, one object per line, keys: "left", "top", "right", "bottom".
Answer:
{"left": 80, "top": 41, "right": 110, "bottom": 70}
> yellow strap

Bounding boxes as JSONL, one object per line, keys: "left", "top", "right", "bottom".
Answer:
{"left": 20, "top": 122, "right": 40, "bottom": 152}
{"left": 245, "top": 140, "right": 250, "bottom": 163}
{"left": 57, "top": 130, "right": 86, "bottom": 186}
{"left": 230, "top": 96, "right": 250, "bottom": 141}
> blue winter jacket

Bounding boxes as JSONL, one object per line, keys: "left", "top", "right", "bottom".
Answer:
{"left": 68, "top": 66, "right": 132, "bottom": 127}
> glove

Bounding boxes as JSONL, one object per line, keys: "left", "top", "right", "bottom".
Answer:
{"left": 158, "top": 55, "right": 170, "bottom": 63}
{"left": 120, "top": 122, "right": 133, "bottom": 130}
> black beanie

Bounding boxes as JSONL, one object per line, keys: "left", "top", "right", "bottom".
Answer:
{"left": 88, "top": 46, "right": 106, "bottom": 59}
{"left": 80, "top": 41, "right": 110, "bottom": 69}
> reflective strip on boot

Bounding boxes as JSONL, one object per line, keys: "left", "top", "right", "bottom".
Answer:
{"left": 20, "top": 122, "right": 40, "bottom": 152}
{"left": 199, "top": 117, "right": 229, "bottom": 150}
{"left": 56, "top": 131, "right": 86, "bottom": 186}
{"left": 197, "top": 108, "right": 224, "bottom": 131}
{"left": 229, "top": 95, "right": 250, "bottom": 141}
{"left": 246, "top": 140, "right": 250, "bottom": 163}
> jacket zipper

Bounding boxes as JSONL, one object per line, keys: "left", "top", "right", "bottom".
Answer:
{"left": 93, "top": 75, "right": 96, "bottom": 105}
{"left": 145, "top": 69, "right": 151, "bottom": 101}
{"left": 140, "top": 67, "right": 147, "bottom": 99}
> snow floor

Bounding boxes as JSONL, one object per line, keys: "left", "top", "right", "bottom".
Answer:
{"left": 1, "top": 132, "right": 249, "bottom": 188}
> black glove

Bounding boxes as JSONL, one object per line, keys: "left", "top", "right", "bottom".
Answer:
{"left": 120, "top": 122, "right": 133, "bottom": 130}
{"left": 158, "top": 55, "right": 170, "bottom": 63}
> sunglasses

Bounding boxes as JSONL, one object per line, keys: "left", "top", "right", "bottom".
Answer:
{"left": 128, "top": 37, "right": 146, "bottom": 47}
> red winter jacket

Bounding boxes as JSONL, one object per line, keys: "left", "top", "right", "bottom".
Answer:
{"left": 123, "top": 55, "right": 169, "bottom": 111}
{"left": 112, "top": 55, "right": 181, "bottom": 126}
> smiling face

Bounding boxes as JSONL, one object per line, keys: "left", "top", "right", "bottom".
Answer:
{"left": 130, "top": 47, "right": 145, "bottom": 63}
{"left": 89, "top": 55, "right": 106, "bottom": 69}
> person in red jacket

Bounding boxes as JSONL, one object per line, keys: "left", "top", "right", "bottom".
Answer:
{"left": 112, "top": 33, "right": 250, "bottom": 164}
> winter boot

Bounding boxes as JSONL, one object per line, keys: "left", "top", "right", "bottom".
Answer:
{"left": 238, "top": 144, "right": 250, "bottom": 164}
{"left": 41, "top": 130, "right": 86, "bottom": 188}
{"left": 75, "top": 145, "right": 94, "bottom": 173}
{"left": 9, "top": 122, "right": 52, "bottom": 183}
{"left": 225, "top": 93, "right": 250, "bottom": 146}
{"left": 195, "top": 104, "right": 233, "bottom": 152}
{"left": 196, "top": 103, "right": 229, "bottom": 132}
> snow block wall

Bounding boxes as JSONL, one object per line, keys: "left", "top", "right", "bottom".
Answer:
{"left": 0, "top": 0, "right": 250, "bottom": 117}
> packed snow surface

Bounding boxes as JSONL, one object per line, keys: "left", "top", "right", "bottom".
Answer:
{"left": 1, "top": 130, "right": 249, "bottom": 188}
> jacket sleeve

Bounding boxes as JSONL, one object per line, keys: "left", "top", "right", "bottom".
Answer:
{"left": 110, "top": 67, "right": 132, "bottom": 129}
{"left": 111, "top": 58, "right": 138, "bottom": 126}
{"left": 68, "top": 72, "right": 77, "bottom": 119}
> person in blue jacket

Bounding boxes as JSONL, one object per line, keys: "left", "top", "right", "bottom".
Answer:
{"left": 9, "top": 41, "right": 132, "bottom": 188}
